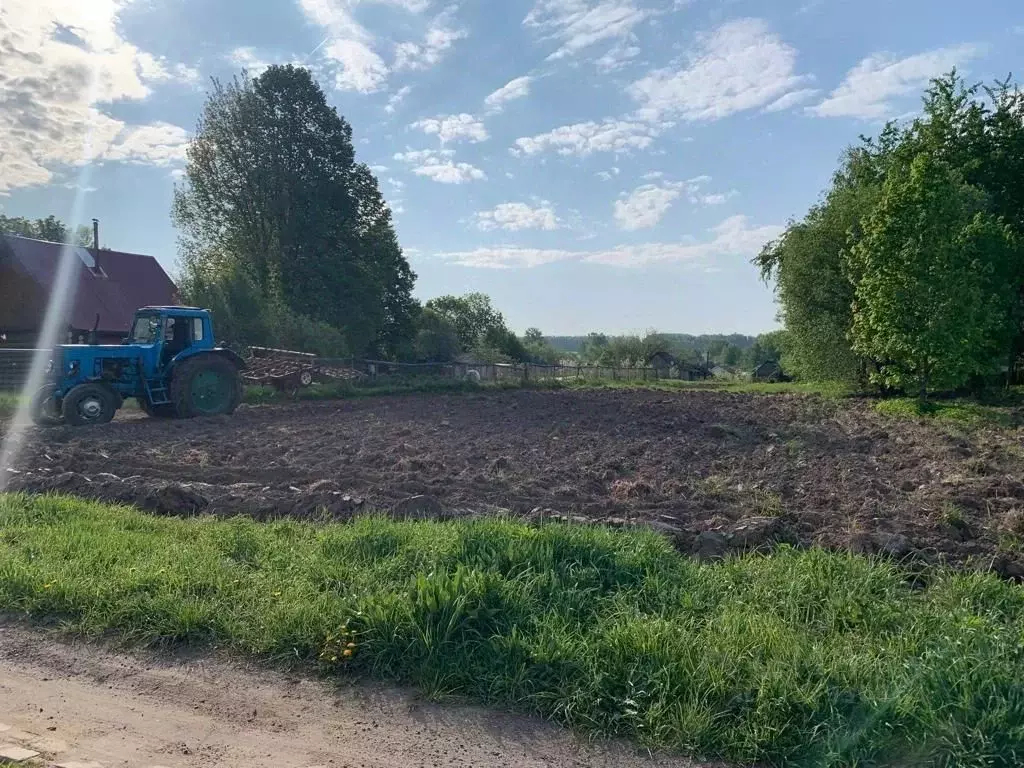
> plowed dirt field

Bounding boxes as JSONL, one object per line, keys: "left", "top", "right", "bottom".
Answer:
{"left": 6, "top": 389, "right": 1024, "bottom": 575}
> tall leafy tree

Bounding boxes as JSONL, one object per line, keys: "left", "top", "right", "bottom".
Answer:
{"left": 756, "top": 134, "right": 893, "bottom": 383}
{"left": 414, "top": 308, "right": 461, "bottom": 362}
{"left": 758, "top": 71, "right": 1024, "bottom": 388}
{"left": 847, "top": 153, "right": 1021, "bottom": 396}
{"left": 425, "top": 293, "right": 506, "bottom": 351}
{"left": 173, "top": 65, "right": 416, "bottom": 357}
{"left": 521, "top": 328, "right": 562, "bottom": 365}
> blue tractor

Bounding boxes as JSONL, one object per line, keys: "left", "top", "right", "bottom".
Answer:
{"left": 31, "top": 306, "right": 246, "bottom": 427}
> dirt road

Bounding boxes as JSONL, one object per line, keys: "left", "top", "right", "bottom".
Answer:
{"left": 0, "top": 625, "right": 706, "bottom": 768}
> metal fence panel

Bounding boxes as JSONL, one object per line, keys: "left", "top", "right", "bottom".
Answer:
{"left": 0, "top": 348, "right": 43, "bottom": 391}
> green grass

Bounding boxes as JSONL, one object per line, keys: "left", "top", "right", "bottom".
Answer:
{"left": 242, "top": 376, "right": 523, "bottom": 404}
{"left": 0, "top": 392, "right": 22, "bottom": 418}
{"left": 243, "top": 377, "right": 853, "bottom": 406}
{"left": 2, "top": 494, "right": 1023, "bottom": 766}
{"left": 873, "top": 397, "right": 1016, "bottom": 427}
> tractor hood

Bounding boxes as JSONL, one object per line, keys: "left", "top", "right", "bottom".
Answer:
{"left": 59, "top": 343, "right": 154, "bottom": 354}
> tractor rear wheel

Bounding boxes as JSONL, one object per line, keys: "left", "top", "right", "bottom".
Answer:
{"left": 30, "top": 385, "right": 63, "bottom": 426}
{"left": 170, "top": 355, "right": 243, "bottom": 418}
{"left": 62, "top": 383, "right": 117, "bottom": 427}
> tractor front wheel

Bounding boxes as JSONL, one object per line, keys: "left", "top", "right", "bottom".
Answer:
{"left": 62, "top": 383, "right": 117, "bottom": 427}
{"left": 170, "top": 356, "right": 243, "bottom": 418}
{"left": 30, "top": 385, "right": 63, "bottom": 426}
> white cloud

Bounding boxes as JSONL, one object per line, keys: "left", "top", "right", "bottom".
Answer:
{"left": 393, "top": 8, "right": 466, "bottom": 71}
{"left": 438, "top": 215, "right": 784, "bottom": 268}
{"left": 387, "top": 176, "right": 405, "bottom": 190}
{"left": 297, "top": 0, "right": 450, "bottom": 93}
{"left": 136, "top": 52, "right": 201, "bottom": 85}
{"left": 103, "top": 123, "right": 190, "bottom": 166}
{"left": 228, "top": 47, "right": 275, "bottom": 74}
{"left": 324, "top": 38, "right": 390, "bottom": 92}
{"left": 629, "top": 18, "right": 809, "bottom": 122}
{"left": 597, "top": 166, "right": 621, "bottom": 180}
{"left": 474, "top": 202, "right": 559, "bottom": 231}
{"left": 513, "top": 119, "right": 664, "bottom": 156}
{"left": 385, "top": 85, "right": 412, "bottom": 114}
{"left": 595, "top": 43, "right": 640, "bottom": 73}
{"left": 680, "top": 174, "right": 732, "bottom": 205}
{"left": 297, "top": 0, "right": 387, "bottom": 91}
{"left": 0, "top": 0, "right": 193, "bottom": 193}
{"left": 394, "top": 148, "right": 486, "bottom": 183}
{"left": 611, "top": 175, "right": 731, "bottom": 228}
{"left": 411, "top": 113, "right": 488, "bottom": 144}
{"left": 763, "top": 88, "right": 819, "bottom": 113}
{"left": 809, "top": 44, "right": 983, "bottom": 119}
{"left": 484, "top": 76, "right": 533, "bottom": 113}
{"left": 614, "top": 182, "right": 683, "bottom": 230}
{"left": 524, "top": 0, "right": 651, "bottom": 61}
{"left": 697, "top": 192, "right": 730, "bottom": 205}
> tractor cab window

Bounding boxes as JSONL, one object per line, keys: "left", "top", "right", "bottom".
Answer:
{"left": 162, "top": 316, "right": 193, "bottom": 362}
{"left": 130, "top": 315, "right": 161, "bottom": 344}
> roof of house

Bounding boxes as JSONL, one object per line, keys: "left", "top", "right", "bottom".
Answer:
{"left": 0, "top": 234, "right": 178, "bottom": 334}
{"left": 754, "top": 360, "right": 782, "bottom": 373}
{"left": 647, "top": 350, "right": 677, "bottom": 364}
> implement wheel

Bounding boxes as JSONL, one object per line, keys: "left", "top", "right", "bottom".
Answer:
{"left": 62, "top": 383, "right": 117, "bottom": 427}
{"left": 30, "top": 385, "right": 63, "bottom": 427}
{"left": 171, "top": 356, "right": 243, "bottom": 418}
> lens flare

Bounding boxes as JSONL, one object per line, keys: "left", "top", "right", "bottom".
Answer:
{"left": 0, "top": 78, "right": 101, "bottom": 492}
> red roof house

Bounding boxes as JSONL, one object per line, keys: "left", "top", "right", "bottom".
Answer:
{"left": 0, "top": 234, "right": 178, "bottom": 346}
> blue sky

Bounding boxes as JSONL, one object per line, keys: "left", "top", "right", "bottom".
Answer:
{"left": 1, "top": 0, "right": 1021, "bottom": 335}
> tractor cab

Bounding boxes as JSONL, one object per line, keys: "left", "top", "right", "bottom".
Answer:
{"left": 31, "top": 306, "right": 244, "bottom": 427}
{"left": 125, "top": 307, "right": 216, "bottom": 371}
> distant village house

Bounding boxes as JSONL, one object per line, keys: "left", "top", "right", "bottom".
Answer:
{"left": 753, "top": 360, "right": 785, "bottom": 383}
{"left": 646, "top": 350, "right": 711, "bottom": 381}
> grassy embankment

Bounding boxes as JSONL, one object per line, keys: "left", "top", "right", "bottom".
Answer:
{"left": 874, "top": 395, "right": 1023, "bottom": 428}
{"left": 1, "top": 493, "right": 1022, "bottom": 766}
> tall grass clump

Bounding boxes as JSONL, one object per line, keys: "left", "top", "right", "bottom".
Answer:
{"left": 1, "top": 493, "right": 1023, "bottom": 766}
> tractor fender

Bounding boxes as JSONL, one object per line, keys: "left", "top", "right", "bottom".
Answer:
{"left": 169, "top": 348, "right": 247, "bottom": 375}
{"left": 212, "top": 347, "right": 247, "bottom": 371}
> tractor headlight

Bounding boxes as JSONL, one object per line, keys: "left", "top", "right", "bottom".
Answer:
{"left": 45, "top": 359, "right": 54, "bottom": 374}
